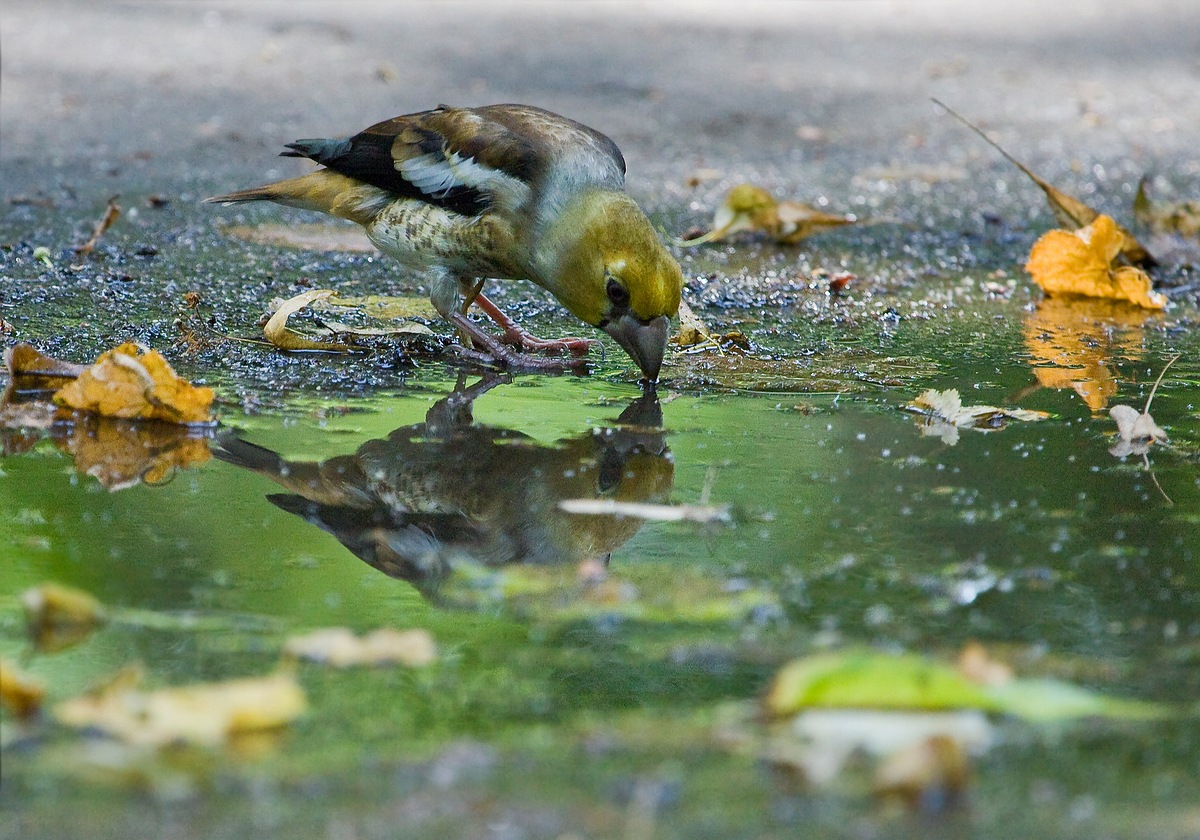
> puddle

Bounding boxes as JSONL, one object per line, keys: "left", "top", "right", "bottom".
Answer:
{"left": 3, "top": 293, "right": 1199, "bottom": 838}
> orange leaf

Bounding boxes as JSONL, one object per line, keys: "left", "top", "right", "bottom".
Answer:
{"left": 1025, "top": 215, "right": 1165, "bottom": 310}
{"left": 52, "top": 343, "right": 215, "bottom": 424}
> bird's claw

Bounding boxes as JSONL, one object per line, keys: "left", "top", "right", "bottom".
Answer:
{"left": 499, "top": 331, "right": 599, "bottom": 357}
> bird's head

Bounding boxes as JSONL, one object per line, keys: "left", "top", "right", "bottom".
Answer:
{"left": 537, "top": 191, "right": 683, "bottom": 383}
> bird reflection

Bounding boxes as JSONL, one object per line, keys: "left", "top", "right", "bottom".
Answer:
{"left": 212, "top": 376, "right": 673, "bottom": 594}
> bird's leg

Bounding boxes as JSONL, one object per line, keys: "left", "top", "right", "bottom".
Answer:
{"left": 457, "top": 279, "right": 488, "bottom": 347}
{"left": 446, "top": 311, "right": 587, "bottom": 372}
{"left": 471, "top": 292, "right": 598, "bottom": 357}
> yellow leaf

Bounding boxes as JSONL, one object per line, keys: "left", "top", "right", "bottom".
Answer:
{"left": 283, "top": 627, "right": 437, "bottom": 668}
{"left": 1025, "top": 215, "right": 1166, "bottom": 310}
{"left": 54, "top": 668, "right": 306, "bottom": 747}
{"left": 935, "top": 100, "right": 1154, "bottom": 266}
{"left": 672, "top": 299, "right": 716, "bottom": 348}
{"left": 0, "top": 658, "right": 46, "bottom": 719}
{"left": 21, "top": 583, "right": 108, "bottom": 652}
{"left": 679, "top": 183, "right": 855, "bottom": 246}
{"left": 52, "top": 343, "right": 215, "bottom": 424}
{"left": 263, "top": 289, "right": 354, "bottom": 352}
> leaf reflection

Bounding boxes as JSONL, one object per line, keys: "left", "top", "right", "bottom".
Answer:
{"left": 1021, "top": 297, "right": 1160, "bottom": 411}
{"left": 213, "top": 375, "right": 675, "bottom": 594}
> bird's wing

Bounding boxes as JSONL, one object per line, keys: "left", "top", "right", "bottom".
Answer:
{"left": 281, "top": 104, "right": 626, "bottom": 218}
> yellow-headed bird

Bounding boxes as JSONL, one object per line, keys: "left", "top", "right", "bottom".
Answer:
{"left": 207, "top": 104, "right": 683, "bottom": 382}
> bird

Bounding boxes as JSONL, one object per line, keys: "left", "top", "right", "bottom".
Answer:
{"left": 206, "top": 104, "right": 683, "bottom": 382}
{"left": 211, "top": 374, "right": 674, "bottom": 594}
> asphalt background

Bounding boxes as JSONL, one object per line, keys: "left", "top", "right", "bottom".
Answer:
{"left": 4, "top": 0, "right": 1199, "bottom": 230}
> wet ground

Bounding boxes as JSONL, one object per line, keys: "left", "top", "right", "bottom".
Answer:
{"left": 3, "top": 2, "right": 1200, "bottom": 838}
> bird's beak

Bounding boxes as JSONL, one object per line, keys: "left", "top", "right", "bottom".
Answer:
{"left": 602, "top": 313, "right": 669, "bottom": 384}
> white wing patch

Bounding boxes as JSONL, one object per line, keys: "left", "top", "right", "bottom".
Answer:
{"left": 397, "top": 150, "right": 531, "bottom": 213}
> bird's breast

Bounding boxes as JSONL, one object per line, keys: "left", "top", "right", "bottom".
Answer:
{"left": 367, "top": 200, "right": 524, "bottom": 279}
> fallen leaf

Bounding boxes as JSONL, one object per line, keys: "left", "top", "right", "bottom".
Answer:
{"left": 765, "top": 651, "right": 999, "bottom": 718}
{"left": 325, "top": 293, "right": 440, "bottom": 321}
{"left": 956, "top": 642, "right": 1014, "bottom": 687}
{"left": 1026, "top": 215, "right": 1166, "bottom": 310}
{"left": 53, "top": 343, "right": 215, "bottom": 424}
{"left": 904, "top": 388, "right": 1048, "bottom": 444}
{"left": 283, "top": 627, "right": 437, "bottom": 668}
{"left": 4, "top": 343, "right": 86, "bottom": 389}
{"left": 54, "top": 666, "right": 306, "bottom": 747}
{"left": 222, "top": 222, "right": 377, "bottom": 252}
{"left": 765, "top": 650, "right": 1166, "bottom": 722}
{"left": 1133, "top": 177, "right": 1200, "bottom": 240}
{"left": 75, "top": 195, "right": 122, "bottom": 256}
{"left": 935, "top": 100, "right": 1154, "bottom": 266}
{"left": 678, "top": 183, "right": 856, "bottom": 246}
{"left": 22, "top": 583, "right": 108, "bottom": 652}
{"left": 317, "top": 320, "right": 434, "bottom": 338}
{"left": 263, "top": 289, "right": 354, "bottom": 352}
{"left": 873, "top": 735, "right": 970, "bottom": 812}
{"left": 672, "top": 299, "right": 718, "bottom": 348}
{"left": 1108, "top": 354, "right": 1178, "bottom": 459}
{"left": 0, "top": 658, "right": 46, "bottom": 719}
{"left": 558, "top": 498, "right": 732, "bottom": 524}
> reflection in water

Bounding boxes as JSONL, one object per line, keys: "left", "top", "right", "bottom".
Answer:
{"left": 1021, "top": 297, "right": 1159, "bottom": 411}
{"left": 213, "top": 376, "right": 674, "bottom": 592}
{"left": 1, "top": 403, "right": 213, "bottom": 491}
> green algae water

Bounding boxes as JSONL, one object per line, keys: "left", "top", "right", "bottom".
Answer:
{"left": 2, "top": 302, "right": 1198, "bottom": 838}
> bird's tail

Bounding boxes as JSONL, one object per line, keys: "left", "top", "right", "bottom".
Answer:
{"left": 204, "top": 171, "right": 389, "bottom": 226}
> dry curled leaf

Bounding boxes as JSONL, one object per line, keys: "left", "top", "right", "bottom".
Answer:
{"left": 1133, "top": 178, "right": 1200, "bottom": 240}
{"left": 53, "top": 343, "right": 215, "bottom": 424}
{"left": 263, "top": 289, "right": 354, "bottom": 352}
{"left": 283, "top": 627, "right": 437, "bottom": 668}
{"left": 22, "top": 583, "right": 108, "bottom": 652}
{"left": 558, "top": 498, "right": 732, "bottom": 524}
{"left": 222, "top": 222, "right": 377, "bottom": 252}
{"left": 672, "top": 299, "right": 717, "bottom": 348}
{"left": 1108, "top": 354, "right": 1178, "bottom": 460}
{"left": 4, "top": 343, "right": 86, "bottom": 389}
{"left": 905, "top": 388, "right": 1048, "bottom": 444}
{"left": 1026, "top": 215, "right": 1165, "bottom": 310}
{"left": 679, "top": 183, "right": 855, "bottom": 246}
{"left": 935, "top": 100, "right": 1153, "bottom": 266}
{"left": 54, "top": 666, "right": 306, "bottom": 747}
{"left": 75, "top": 195, "right": 122, "bottom": 256}
{"left": 873, "top": 735, "right": 971, "bottom": 813}
{"left": 0, "top": 658, "right": 46, "bottom": 719}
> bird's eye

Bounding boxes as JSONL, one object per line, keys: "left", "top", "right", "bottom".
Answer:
{"left": 606, "top": 279, "right": 630, "bottom": 308}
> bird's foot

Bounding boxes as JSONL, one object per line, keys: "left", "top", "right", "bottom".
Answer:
{"left": 471, "top": 292, "right": 598, "bottom": 357}
{"left": 448, "top": 312, "right": 589, "bottom": 373}
{"left": 498, "top": 327, "right": 598, "bottom": 357}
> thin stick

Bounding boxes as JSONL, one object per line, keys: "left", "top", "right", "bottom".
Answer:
{"left": 1143, "top": 353, "right": 1181, "bottom": 414}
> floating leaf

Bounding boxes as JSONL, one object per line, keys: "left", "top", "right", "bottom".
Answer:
{"left": 0, "top": 658, "right": 46, "bottom": 719}
{"left": 21, "top": 583, "right": 108, "bottom": 652}
{"left": 934, "top": 100, "right": 1154, "bottom": 266}
{"left": 679, "top": 183, "right": 855, "bottom": 246}
{"left": 1133, "top": 178, "right": 1200, "bottom": 240}
{"left": 54, "top": 667, "right": 306, "bottom": 747}
{"left": 904, "top": 388, "right": 1048, "bottom": 444}
{"left": 53, "top": 343, "right": 215, "bottom": 424}
{"left": 4, "top": 343, "right": 86, "bottom": 391}
{"left": 1108, "top": 354, "right": 1178, "bottom": 459}
{"left": 263, "top": 289, "right": 353, "bottom": 353}
{"left": 765, "top": 652, "right": 1000, "bottom": 717}
{"left": 283, "top": 627, "right": 437, "bottom": 668}
{"left": 558, "top": 498, "right": 731, "bottom": 524}
{"left": 1026, "top": 215, "right": 1166, "bottom": 310}
{"left": 765, "top": 650, "right": 1167, "bottom": 722}
{"left": 984, "top": 678, "right": 1167, "bottom": 723}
